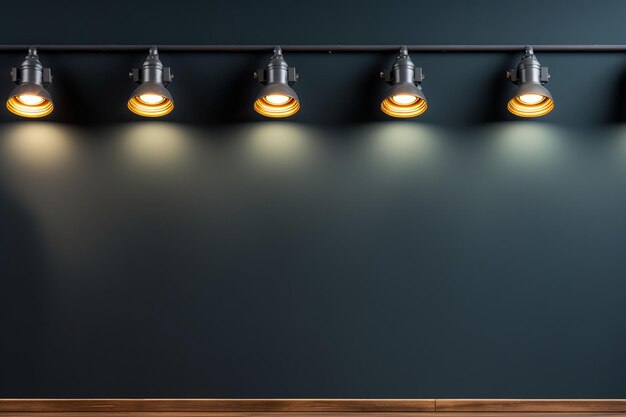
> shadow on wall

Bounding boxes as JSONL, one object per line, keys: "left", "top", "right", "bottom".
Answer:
{"left": 176, "top": 54, "right": 263, "bottom": 125}
{"left": 0, "top": 122, "right": 84, "bottom": 272}
{"left": 0, "top": 170, "right": 47, "bottom": 395}
{"left": 609, "top": 69, "right": 626, "bottom": 123}
{"left": 337, "top": 55, "right": 392, "bottom": 125}
{"left": 473, "top": 55, "right": 518, "bottom": 124}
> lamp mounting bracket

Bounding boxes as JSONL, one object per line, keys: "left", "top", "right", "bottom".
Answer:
{"left": 254, "top": 67, "right": 298, "bottom": 85}
{"left": 381, "top": 67, "right": 424, "bottom": 84}
{"left": 129, "top": 67, "right": 173, "bottom": 86}
{"left": 507, "top": 67, "right": 550, "bottom": 84}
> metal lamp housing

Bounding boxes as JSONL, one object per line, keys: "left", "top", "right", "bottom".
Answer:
{"left": 507, "top": 46, "right": 554, "bottom": 117}
{"left": 380, "top": 46, "right": 427, "bottom": 118}
{"left": 254, "top": 46, "right": 300, "bottom": 118}
{"left": 6, "top": 47, "right": 54, "bottom": 118}
{"left": 128, "top": 46, "right": 174, "bottom": 117}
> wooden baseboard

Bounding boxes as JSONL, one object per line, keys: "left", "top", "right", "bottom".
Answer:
{"left": 0, "top": 399, "right": 434, "bottom": 413}
{"left": 437, "top": 399, "right": 626, "bottom": 412}
{"left": 1, "top": 399, "right": 625, "bottom": 415}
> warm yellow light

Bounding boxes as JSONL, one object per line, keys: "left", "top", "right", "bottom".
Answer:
{"left": 518, "top": 94, "right": 544, "bottom": 105}
{"left": 507, "top": 94, "right": 554, "bottom": 118}
{"left": 6, "top": 95, "right": 54, "bottom": 118}
{"left": 265, "top": 94, "right": 291, "bottom": 105}
{"left": 391, "top": 94, "right": 418, "bottom": 105}
{"left": 381, "top": 96, "right": 427, "bottom": 118}
{"left": 254, "top": 95, "right": 300, "bottom": 118}
{"left": 138, "top": 94, "right": 166, "bottom": 105}
{"left": 18, "top": 95, "right": 45, "bottom": 105}
{"left": 128, "top": 95, "right": 174, "bottom": 117}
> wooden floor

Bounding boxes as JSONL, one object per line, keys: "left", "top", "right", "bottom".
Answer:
{"left": 1, "top": 399, "right": 626, "bottom": 416}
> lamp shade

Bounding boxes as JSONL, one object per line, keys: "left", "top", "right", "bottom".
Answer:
{"left": 254, "top": 82, "right": 300, "bottom": 118}
{"left": 380, "top": 81, "right": 427, "bottom": 118}
{"left": 507, "top": 82, "right": 554, "bottom": 118}
{"left": 128, "top": 82, "right": 174, "bottom": 117}
{"left": 7, "top": 82, "right": 54, "bottom": 118}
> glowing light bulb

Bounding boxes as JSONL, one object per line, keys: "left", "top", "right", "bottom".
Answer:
{"left": 18, "top": 95, "right": 45, "bottom": 105}
{"left": 392, "top": 94, "right": 418, "bottom": 105}
{"left": 139, "top": 94, "right": 165, "bottom": 105}
{"left": 265, "top": 95, "right": 290, "bottom": 105}
{"left": 518, "top": 94, "right": 544, "bottom": 105}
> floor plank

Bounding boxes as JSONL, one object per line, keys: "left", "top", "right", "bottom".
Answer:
{"left": 0, "top": 399, "right": 435, "bottom": 413}
{"left": 436, "top": 399, "right": 626, "bottom": 412}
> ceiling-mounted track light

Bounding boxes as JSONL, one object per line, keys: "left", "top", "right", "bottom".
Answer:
{"left": 254, "top": 46, "right": 300, "bottom": 118}
{"left": 507, "top": 46, "right": 554, "bottom": 118}
{"left": 380, "top": 46, "right": 427, "bottom": 118}
{"left": 6, "top": 47, "right": 54, "bottom": 118}
{"left": 128, "top": 46, "right": 174, "bottom": 117}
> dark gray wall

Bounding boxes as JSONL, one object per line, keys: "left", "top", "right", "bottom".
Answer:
{"left": 1, "top": 0, "right": 626, "bottom": 398}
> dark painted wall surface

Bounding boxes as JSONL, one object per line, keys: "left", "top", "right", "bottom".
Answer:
{"left": 1, "top": 0, "right": 626, "bottom": 398}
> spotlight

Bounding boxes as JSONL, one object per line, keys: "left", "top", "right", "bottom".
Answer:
{"left": 128, "top": 46, "right": 174, "bottom": 117}
{"left": 6, "top": 47, "right": 54, "bottom": 118}
{"left": 507, "top": 46, "right": 554, "bottom": 118}
{"left": 254, "top": 46, "right": 300, "bottom": 118}
{"left": 380, "top": 46, "right": 427, "bottom": 118}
